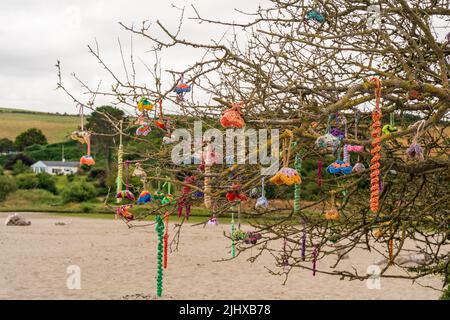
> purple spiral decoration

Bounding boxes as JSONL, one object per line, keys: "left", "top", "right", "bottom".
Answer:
{"left": 301, "top": 228, "right": 306, "bottom": 261}
{"left": 312, "top": 246, "right": 318, "bottom": 276}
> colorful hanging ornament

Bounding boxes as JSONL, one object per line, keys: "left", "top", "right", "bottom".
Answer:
{"left": 177, "top": 175, "right": 196, "bottom": 220}
{"left": 116, "top": 204, "right": 134, "bottom": 221}
{"left": 71, "top": 104, "right": 90, "bottom": 144}
{"left": 255, "top": 177, "right": 269, "bottom": 210}
{"left": 226, "top": 182, "right": 248, "bottom": 202}
{"left": 382, "top": 112, "right": 399, "bottom": 136}
{"left": 154, "top": 99, "right": 166, "bottom": 129}
{"left": 116, "top": 160, "right": 135, "bottom": 201}
{"left": 270, "top": 130, "right": 302, "bottom": 185}
{"left": 135, "top": 114, "right": 151, "bottom": 137}
{"left": 220, "top": 102, "right": 245, "bottom": 128}
{"left": 155, "top": 215, "right": 164, "bottom": 297}
{"left": 352, "top": 112, "right": 366, "bottom": 173}
{"left": 116, "top": 120, "right": 124, "bottom": 204}
{"left": 137, "top": 97, "right": 154, "bottom": 112}
{"left": 174, "top": 74, "right": 192, "bottom": 102}
{"left": 160, "top": 180, "right": 175, "bottom": 205}
{"left": 369, "top": 77, "right": 382, "bottom": 213}
{"left": 306, "top": 10, "right": 325, "bottom": 23}
{"left": 137, "top": 190, "right": 152, "bottom": 204}
{"left": 315, "top": 115, "right": 341, "bottom": 150}
{"left": 133, "top": 162, "right": 147, "bottom": 180}
{"left": 79, "top": 133, "right": 95, "bottom": 166}
{"left": 406, "top": 120, "right": 426, "bottom": 161}
{"left": 207, "top": 214, "right": 218, "bottom": 226}
{"left": 244, "top": 231, "right": 262, "bottom": 245}
{"left": 325, "top": 191, "right": 340, "bottom": 220}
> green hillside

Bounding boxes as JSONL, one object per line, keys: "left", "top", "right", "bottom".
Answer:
{"left": 0, "top": 107, "right": 79, "bottom": 143}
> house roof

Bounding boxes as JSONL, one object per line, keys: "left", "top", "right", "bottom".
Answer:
{"left": 31, "top": 161, "right": 79, "bottom": 168}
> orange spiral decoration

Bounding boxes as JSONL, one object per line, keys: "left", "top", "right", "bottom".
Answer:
{"left": 163, "top": 211, "right": 169, "bottom": 269}
{"left": 388, "top": 239, "right": 394, "bottom": 264}
{"left": 369, "top": 77, "right": 382, "bottom": 213}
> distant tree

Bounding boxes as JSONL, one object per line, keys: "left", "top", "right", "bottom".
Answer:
{"left": 12, "top": 160, "right": 30, "bottom": 175}
{"left": 4, "top": 153, "right": 34, "bottom": 170}
{"left": 0, "top": 175, "right": 16, "bottom": 201}
{"left": 14, "top": 128, "right": 47, "bottom": 151}
{"left": 0, "top": 138, "right": 14, "bottom": 153}
{"left": 86, "top": 105, "right": 125, "bottom": 171}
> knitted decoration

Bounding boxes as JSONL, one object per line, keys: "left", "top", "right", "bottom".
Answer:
{"left": 382, "top": 112, "right": 398, "bottom": 136}
{"left": 174, "top": 74, "right": 191, "bottom": 102}
{"left": 116, "top": 161, "right": 135, "bottom": 201}
{"left": 155, "top": 215, "right": 164, "bottom": 297}
{"left": 220, "top": 102, "right": 245, "bottom": 128}
{"left": 155, "top": 99, "right": 166, "bottom": 129}
{"left": 137, "top": 97, "right": 154, "bottom": 112}
{"left": 116, "top": 204, "right": 134, "bottom": 221}
{"left": 79, "top": 133, "right": 95, "bottom": 166}
{"left": 294, "top": 154, "right": 302, "bottom": 214}
{"left": 163, "top": 212, "right": 169, "bottom": 269}
{"left": 306, "top": 10, "right": 325, "bottom": 23}
{"left": 255, "top": 177, "right": 269, "bottom": 210}
{"left": 406, "top": 120, "right": 426, "bottom": 161}
{"left": 325, "top": 191, "right": 340, "bottom": 220}
{"left": 270, "top": 130, "right": 301, "bottom": 185}
{"left": 226, "top": 182, "right": 248, "bottom": 202}
{"left": 116, "top": 121, "right": 124, "bottom": 204}
{"left": 369, "top": 77, "right": 382, "bottom": 213}
{"left": 178, "top": 175, "right": 196, "bottom": 220}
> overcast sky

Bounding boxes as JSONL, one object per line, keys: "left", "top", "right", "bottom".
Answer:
{"left": 0, "top": 1, "right": 263, "bottom": 114}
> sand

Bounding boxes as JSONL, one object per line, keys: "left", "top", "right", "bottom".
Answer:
{"left": 0, "top": 212, "right": 443, "bottom": 300}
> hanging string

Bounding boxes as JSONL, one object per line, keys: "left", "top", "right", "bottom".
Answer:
{"left": 155, "top": 215, "right": 164, "bottom": 297}
{"left": 369, "top": 77, "right": 382, "bottom": 213}
{"left": 79, "top": 104, "right": 84, "bottom": 131}
{"left": 125, "top": 160, "right": 130, "bottom": 191}
{"left": 163, "top": 211, "right": 169, "bottom": 269}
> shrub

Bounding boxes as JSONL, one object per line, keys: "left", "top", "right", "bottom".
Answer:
{"left": 67, "top": 173, "right": 75, "bottom": 182}
{"left": 36, "top": 173, "right": 57, "bottom": 194}
{"left": 3, "top": 153, "right": 34, "bottom": 170}
{"left": 61, "top": 181, "right": 97, "bottom": 203}
{"left": 80, "top": 203, "right": 94, "bottom": 213}
{"left": 12, "top": 160, "right": 30, "bottom": 175}
{"left": 0, "top": 165, "right": 3, "bottom": 175}
{"left": 0, "top": 175, "right": 17, "bottom": 201}
{"left": 15, "top": 173, "right": 39, "bottom": 189}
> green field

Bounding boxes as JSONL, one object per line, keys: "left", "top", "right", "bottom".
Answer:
{"left": 0, "top": 107, "right": 79, "bottom": 143}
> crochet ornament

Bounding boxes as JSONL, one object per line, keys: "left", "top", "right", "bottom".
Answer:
{"left": 325, "top": 191, "right": 340, "bottom": 220}
{"left": 163, "top": 212, "right": 169, "bottom": 269}
{"left": 220, "top": 102, "right": 245, "bottom": 128}
{"left": 155, "top": 215, "right": 164, "bottom": 297}
{"left": 270, "top": 130, "right": 302, "bottom": 186}
{"left": 116, "top": 204, "right": 134, "bottom": 221}
{"left": 154, "top": 99, "right": 167, "bottom": 130}
{"left": 133, "top": 163, "right": 152, "bottom": 204}
{"left": 255, "top": 177, "right": 269, "bottom": 210}
{"left": 352, "top": 112, "right": 366, "bottom": 173}
{"left": 315, "top": 115, "right": 341, "bottom": 151}
{"left": 135, "top": 114, "right": 151, "bottom": 137}
{"left": 382, "top": 112, "right": 399, "bottom": 136}
{"left": 79, "top": 133, "right": 95, "bottom": 166}
{"left": 177, "top": 175, "right": 196, "bottom": 220}
{"left": 369, "top": 77, "right": 382, "bottom": 213}
{"left": 71, "top": 104, "right": 90, "bottom": 144}
{"left": 137, "top": 97, "right": 154, "bottom": 112}
{"left": 160, "top": 181, "right": 175, "bottom": 205}
{"left": 226, "top": 182, "right": 248, "bottom": 202}
{"left": 306, "top": 10, "right": 325, "bottom": 23}
{"left": 174, "top": 74, "right": 191, "bottom": 102}
{"left": 207, "top": 214, "right": 218, "bottom": 226}
{"left": 294, "top": 153, "right": 302, "bottom": 214}
{"left": 116, "top": 161, "right": 135, "bottom": 201}
{"left": 116, "top": 120, "right": 124, "bottom": 204}
{"left": 406, "top": 120, "right": 426, "bottom": 161}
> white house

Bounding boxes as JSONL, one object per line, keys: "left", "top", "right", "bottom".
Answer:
{"left": 31, "top": 160, "right": 79, "bottom": 175}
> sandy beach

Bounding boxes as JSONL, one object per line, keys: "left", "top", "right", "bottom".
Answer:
{"left": 0, "top": 212, "right": 443, "bottom": 300}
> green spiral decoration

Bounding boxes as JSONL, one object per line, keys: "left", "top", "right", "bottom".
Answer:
{"left": 294, "top": 153, "right": 302, "bottom": 214}
{"left": 231, "top": 211, "right": 236, "bottom": 257}
{"left": 155, "top": 215, "right": 165, "bottom": 297}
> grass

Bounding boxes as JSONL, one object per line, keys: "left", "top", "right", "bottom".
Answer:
{"left": 0, "top": 107, "right": 79, "bottom": 143}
